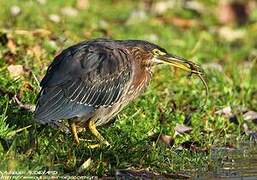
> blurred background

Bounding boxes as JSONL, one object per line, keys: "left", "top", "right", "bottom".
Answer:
{"left": 0, "top": 0, "right": 257, "bottom": 178}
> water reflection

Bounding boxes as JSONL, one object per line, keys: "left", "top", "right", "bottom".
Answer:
{"left": 196, "top": 142, "right": 257, "bottom": 179}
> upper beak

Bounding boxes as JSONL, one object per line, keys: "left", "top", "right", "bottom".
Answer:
{"left": 154, "top": 53, "right": 204, "bottom": 75}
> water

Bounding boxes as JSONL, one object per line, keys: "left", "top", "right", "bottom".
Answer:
{"left": 196, "top": 142, "right": 257, "bottom": 179}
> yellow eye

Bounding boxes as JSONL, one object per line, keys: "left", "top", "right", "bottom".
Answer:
{"left": 152, "top": 49, "right": 166, "bottom": 56}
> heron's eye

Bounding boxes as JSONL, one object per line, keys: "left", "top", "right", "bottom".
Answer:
{"left": 152, "top": 49, "right": 166, "bottom": 56}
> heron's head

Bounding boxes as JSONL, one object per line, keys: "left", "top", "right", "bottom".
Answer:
{"left": 122, "top": 39, "right": 209, "bottom": 105}
{"left": 126, "top": 40, "right": 204, "bottom": 76}
{"left": 146, "top": 43, "right": 208, "bottom": 101}
{"left": 150, "top": 48, "right": 205, "bottom": 77}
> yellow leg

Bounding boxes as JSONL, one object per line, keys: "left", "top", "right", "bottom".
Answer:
{"left": 88, "top": 120, "right": 110, "bottom": 146}
{"left": 68, "top": 120, "right": 80, "bottom": 145}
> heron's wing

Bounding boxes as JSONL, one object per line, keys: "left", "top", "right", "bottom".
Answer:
{"left": 35, "top": 42, "right": 132, "bottom": 124}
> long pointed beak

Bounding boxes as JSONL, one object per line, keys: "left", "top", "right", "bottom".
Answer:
{"left": 154, "top": 54, "right": 204, "bottom": 75}
{"left": 154, "top": 53, "right": 209, "bottom": 106}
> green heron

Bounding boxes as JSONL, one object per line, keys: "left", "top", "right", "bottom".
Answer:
{"left": 35, "top": 38, "right": 207, "bottom": 146}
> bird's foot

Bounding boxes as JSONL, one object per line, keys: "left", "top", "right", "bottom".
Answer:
{"left": 78, "top": 138, "right": 110, "bottom": 148}
{"left": 69, "top": 119, "right": 110, "bottom": 147}
{"left": 88, "top": 141, "right": 110, "bottom": 149}
{"left": 88, "top": 120, "right": 110, "bottom": 147}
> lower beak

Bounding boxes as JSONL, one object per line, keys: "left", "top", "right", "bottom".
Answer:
{"left": 155, "top": 54, "right": 204, "bottom": 75}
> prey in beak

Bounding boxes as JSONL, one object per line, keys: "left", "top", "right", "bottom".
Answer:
{"left": 152, "top": 50, "right": 209, "bottom": 106}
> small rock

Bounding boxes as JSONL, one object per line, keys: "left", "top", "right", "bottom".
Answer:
{"left": 7, "top": 65, "right": 24, "bottom": 78}
{"left": 10, "top": 6, "right": 21, "bottom": 16}
{"left": 61, "top": 7, "right": 78, "bottom": 17}
{"left": 49, "top": 14, "right": 61, "bottom": 23}
{"left": 174, "top": 124, "right": 192, "bottom": 134}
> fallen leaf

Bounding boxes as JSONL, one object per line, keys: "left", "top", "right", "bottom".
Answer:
{"left": 215, "top": 106, "right": 232, "bottom": 116}
{"left": 185, "top": 1, "right": 205, "bottom": 14}
{"left": 7, "top": 39, "right": 17, "bottom": 54}
{"left": 76, "top": 0, "right": 89, "bottom": 10}
{"left": 181, "top": 141, "right": 208, "bottom": 153}
{"left": 243, "top": 111, "right": 257, "bottom": 123}
{"left": 218, "top": 26, "right": 245, "bottom": 42}
{"left": 155, "top": 16, "right": 196, "bottom": 29}
{"left": 49, "top": 14, "right": 61, "bottom": 23}
{"left": 27, "top": 45, "right": 43, "bottom": 60}
{"left": 13, "top": 29, "right": 51, "bottom": 38}
{"left": 7, "top": 64, "right": 24, "bottom": 78}
{"left": 148, "top": 133, "right": 174, "bottom": 146}
{"left": 32, "top": 29, "right": 51, "bottom": 37}
{"left": 215, "top": 106, "right": 239, "bottom": 125}
{"left": 170, "top": 17, "right": 196, "bottom": 28}
{"left": 159, "top": 134, "right": 174, "bottom": 146}
{"left": 77, "top": 158, "right": 92, "bottom": 174}
{"left": 151, "top": 1, "right": 175, "bottom": 15}
{"left": 3, "top": 51, "right": 16, "bottom": 64}
{"left": 36, "top": 0, "right": 46, "bottom": 5}
{"left": 126, "top": 10, "right": 148, "bottom": 25}
{"left": 174, "top": 124, "right": 192, "bottom": 134}
{"left": 61, "top": 7, "right": 78, "bottom": 17}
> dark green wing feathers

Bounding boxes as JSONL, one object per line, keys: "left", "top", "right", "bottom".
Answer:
{"left": 35, "top": 41, "right": 132, "bottom": 124}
